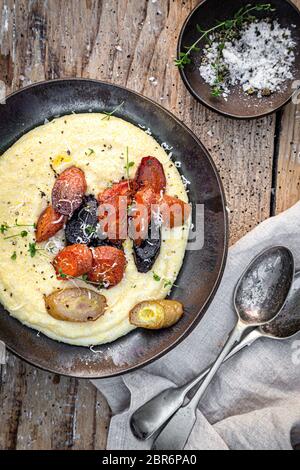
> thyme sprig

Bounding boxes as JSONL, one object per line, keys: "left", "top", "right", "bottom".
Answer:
{"left": 102, "top": 101, "right": 125, "bottom": 121}
{"left": 0, "top": 219, "right": 36, "bottom": 234}
{"left": 15, "top": 219, "right": 36, "bottom": 228}
{"left": 58, "top": 268, "right": 87, "bottom": 282}
{"left": 58, "top": 268, "right": 104, "bottom": 289}
{"left": 124, "top": 146, "right": 135, "bottom": 183}
{"left": 175, "top": 3, "right": 275, "bottom": 96}
{"left": 4, "top": 230, "right": 28, "bottom": 240}
{"left": 1, "top": 219, "right": 36, "bottom": 236}
{"left": 28, "top": 242, "right": 48, "bottom": 258}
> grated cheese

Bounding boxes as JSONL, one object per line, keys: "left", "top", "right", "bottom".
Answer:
{"left": 181, "top": 175, "right": 191, "bottom": 189}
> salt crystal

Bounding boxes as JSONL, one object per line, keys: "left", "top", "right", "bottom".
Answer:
{"left": 149, "top": 76, "right": 158, "bottom": 86}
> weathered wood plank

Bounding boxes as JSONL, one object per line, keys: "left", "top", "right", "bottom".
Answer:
{"left": 0, "top": 0, "right": 296, "bottom": 450}
{"left": 274, "top": 0, "right": 300, "bottom": 216}
{"left": 0, "top": 353, "right": 110, "bottom": 450}
{"left": 275, "top": 106, "right": 300, "bottom": 214}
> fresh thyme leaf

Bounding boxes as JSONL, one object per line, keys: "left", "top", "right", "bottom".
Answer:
{"left": 224, "top": 19, "right": 234, "bottom": 29}
{"left": 27, "top": 243, "right": 48, "bottom": 258}
{"left": 29, "top": 242, "right": 37, "bottom": 257}
{"left": 124, "top": 147, "right": 135, "bottom": 180}
{"left": 255, "top": 3, "right": 275, "bottom": 11}
{"left": 211, "top": 85, "right": 223, "bottom": 97}
{"left": 163, "top": 279, "right": 173, "bottom": 288}
{"left": 85, "top": 148, "right": 95, "bottom": 156}
{"left": 102, "top": 101, "right": 125, "bottom": 121}
{"left": 11, "top": 251, "right": 17, "bottom": 260}
{"left": 58, "top": 268, "right": 68, "bottom": 279}
{"left": 85, "top": 225, "right": 96, "bottom": 236}
{"left": 153, "top": 272, "right": 161, "bottom": 282}
{"left": 0, "top": 223, "right": 9, "bottom": 234}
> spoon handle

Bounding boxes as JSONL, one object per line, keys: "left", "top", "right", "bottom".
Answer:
{"left": 130, "top": 328, "right": 261, "bottom": 441}
{"left": 153, "top": 321, "right": 247, "bottom": 450}
{"left": 0, "top": 341, "right": 5, "bottom": 391}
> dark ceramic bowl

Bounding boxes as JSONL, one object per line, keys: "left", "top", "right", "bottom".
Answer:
{"left": 178, "top": 0, "right": 300, "bottom": 119}
{"left": 0, "top": 79, "right": 228, "bottom": 378}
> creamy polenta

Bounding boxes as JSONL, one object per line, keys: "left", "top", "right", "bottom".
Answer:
{"left": 0, "top": 113, "right": 189, "bottom": 346}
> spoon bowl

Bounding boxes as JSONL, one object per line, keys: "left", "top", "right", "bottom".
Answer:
{"left": 235, "top": 246, "right": 294, "bottom": 325}
{"left": 261, "top": 269, "right": 300, "bottom": 339}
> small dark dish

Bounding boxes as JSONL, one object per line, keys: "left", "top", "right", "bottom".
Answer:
{"left": 177, "top": 0, "right": 300, "bottom": 119}
{"left": 0, "top": 79, "right": 228, "bottom": 378}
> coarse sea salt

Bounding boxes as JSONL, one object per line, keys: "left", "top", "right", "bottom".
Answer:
{"left": 199, "top": 20, "right": 296, "bottom": 98}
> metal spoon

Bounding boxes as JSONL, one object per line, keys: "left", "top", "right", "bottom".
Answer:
{"left": 131, "top": 266, "right": 300, "bottom": 442}
{"left": 150, "top": 246, "right": 294, "bottom": 450}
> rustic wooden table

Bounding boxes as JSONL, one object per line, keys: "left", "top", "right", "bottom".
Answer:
{"left": 0, "top": 0, "right": 299, "bottom": 450}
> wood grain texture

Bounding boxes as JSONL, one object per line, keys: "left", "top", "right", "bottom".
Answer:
{"left": 0, "top": 353, "right": 110, "bottom": 450}
{"left": 275, "top": 0, "right": 300, "bottom": 216}
{"left": 275, "top": 101, "right": 300, "bottom": 214}
{"left": 0, "top": 0, "right": 298, "bottom": 450}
